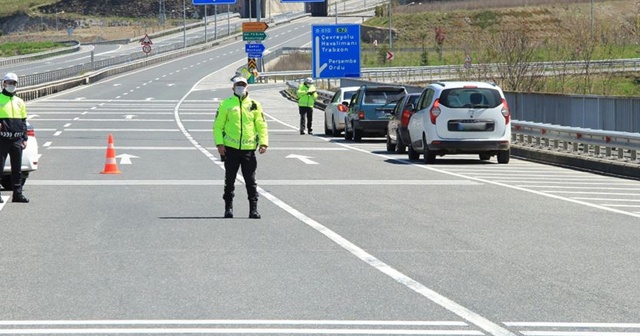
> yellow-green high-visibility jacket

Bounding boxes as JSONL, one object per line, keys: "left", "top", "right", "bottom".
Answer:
{"left": 0, "top": 93, "right": 28, "bottom": 141}
{"left": 297, "top": 83, "right": 317, "bottom": 108}
{"left": 214, "top": 94, "right": 269, "bottom": 150}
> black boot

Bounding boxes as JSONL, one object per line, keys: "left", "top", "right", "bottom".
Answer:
{"left": 224, "top": 199, "right": 233, "bottom": 218}
{"left": 12, "top": 192, "right": 29, "bottom": 203}
{"left": 249, "top": 200, "right": 261, "bottom": 219}
{"left": 0, "top": 191, "right": 3, "bottom": 203}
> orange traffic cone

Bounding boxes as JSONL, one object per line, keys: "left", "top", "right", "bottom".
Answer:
{"left": 100, "top": 133, "right": 121, "bottom": 174}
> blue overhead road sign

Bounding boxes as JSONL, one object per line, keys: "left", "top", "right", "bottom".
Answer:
{"left": 312, "top": 24, "right": 361, "bottom": 79}
{"left": 193, "top": 0, "right": 236, "bottom": 5}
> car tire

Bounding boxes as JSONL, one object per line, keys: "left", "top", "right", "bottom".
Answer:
{"left": 497, "top": 149, "right": 510, "bottom": 164}
{"left": 331, "top": 117, "right": 340, "bottom": 137}
{"left": 422, "top": 134, "right": 436, "bottom": 164}
{"left": 408, "top": 145, "right": 420, "bottom": 161}
{"left": 479, "top": 153, "right": 491, "bottom": 161}
{"left": 395, "top": 131, "right": 406, "bottom": 154}
{"left": 386, "top": 134, "right": 395, "bottom": 152}
{"left": 324, "top": 115, "right": 332, "bottom": 136}
{"left": 344, "top": 119, "right": 353, "bottom": 140}
{"left": 352, "top": 123, "right": 362, "bottom": 142}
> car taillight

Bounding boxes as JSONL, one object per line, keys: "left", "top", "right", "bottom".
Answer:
{"left": 358, "top": 111, "right": 365, "bottom": 119}
{"left": 501, "top": 98, "right": 510, "bottom": 124}
{"left": 401, "top": 110, "right": 412, "bottom": 127}
{"left": 429, "top": 99, "right": 441, "bottom": 124}
{"left": 27, "top": 129, "right": 35, "bottom": 137}
{"left": 337, "top": 104, "right": 347, "bottom": 112}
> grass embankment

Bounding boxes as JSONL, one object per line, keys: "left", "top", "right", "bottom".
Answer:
{"left": 0, "top": 41, "right": 65, "bottom": 57}
{"left": 0, "top": 0, "right": 56, "bottom": 16}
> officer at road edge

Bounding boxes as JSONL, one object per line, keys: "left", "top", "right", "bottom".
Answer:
{"left": 0, "top": 72, "right": 29, "bottom": 203}
{"left": 296, "top": 77, "right": 317, "bottom": 135}
{"left": 214, "top": 77, "right": 268, "bottom": 219}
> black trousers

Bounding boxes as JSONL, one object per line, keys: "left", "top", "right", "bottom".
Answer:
{"left": 223, "top": 147, "right": 258, "bottom": 202}
{"left": 299, "top": 106, "right": 313, "bottom": 132}
{"left": 0, "top": 138, "right": 23, "bottom": 193}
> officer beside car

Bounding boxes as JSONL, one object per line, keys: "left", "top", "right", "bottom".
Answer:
{"left": 296, "top": 77, "right": 318, "bottom": 135}
{"left": 214, "top": 77, "right": 268, "bottom": 219}
{"left": 0, "top": 72, "right": 29, "bottom": 203}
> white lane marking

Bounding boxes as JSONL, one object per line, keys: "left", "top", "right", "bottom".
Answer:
{"left": 64, "top": 129, "right": 179, "bottom": 132}
{"left": 505, "top": 322, "right": 640, "bottom": 328}
{"left": 53, "top": 131, "right": 62, "bottom": 136}
{"left": 0, "top": 320, "right": 469, "bottom": 326}
{"left": 45, "top": 146, "right": 347, "bottom": 151}
{"left": 171, "top": 69, "right": 516, "bottom": 336}
{"left": 0, "top": 196, "right": 7, "bottom": 210}
{"left": 63, "top": 123, "right": 71, "bottom": 127}
{"left": 572, "top": 198, "right": 640, "bottom": 202}
{"left": 601, "top": 204, "right": 640, "bottom": 208}
{"left": 516, "top": 186, "right": 640, "bottom": 190}
{"left": 543, "top": 191, "right": 640, "bottom": 196}
{"left": 43, "top": 142, "right": 52, "bottom": 147}
{"left": 25, "top": 180, "right": 481, "bottom": 187}
{"left": 519, "top": 332, "right": 640, "bottom": 336}
{"left": 0, "top": 328, "right": 484, "bottom": 335}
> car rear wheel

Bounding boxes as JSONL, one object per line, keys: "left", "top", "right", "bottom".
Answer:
{"left": 331, "top": 117, "right": 340, "bottom": 136}
{"left": 497, "top": 149, "right": 510, "bottom": 164}
{"left": 386, "top": 134, "right": 395, "bottom": 152}
{"left": 344, "top": 119, "right": 353, "bottom": 140}
{"left": 422, "top": 135, "right": 436, "bottom": 164}
{"left": 479, "top": 153, "right": 491, "bottom": 161}
{"left": 408, "top": 145, "right": 420, "bottom": 161}
{"left": 395, "top": 131, "right": 406, "bottom": 154}
{"left": 324, "top": 115, "right": 332, "bottom": 136}
{"left": 352, "top": 123, "right": 362, "bottom": 142}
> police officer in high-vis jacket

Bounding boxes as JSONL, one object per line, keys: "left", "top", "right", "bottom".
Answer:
{"left": 0, "top": 72, "right": 29, "bottom": 203}
{"left": 214, "top": 77, "right": 268, "bottom": 219}
{"left": 296, "top": 77, "right": 317, "bottom": 135}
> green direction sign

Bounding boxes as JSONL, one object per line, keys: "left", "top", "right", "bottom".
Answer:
{"left": 243, "top": 32, "right": 267, "bottom": 41}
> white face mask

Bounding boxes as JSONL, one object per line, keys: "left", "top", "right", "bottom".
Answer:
{"left": 234, "top": 86, "right": 246, "bottom": 97}
{"left": 5, "top": 85, "right": 16, "bottom": 93}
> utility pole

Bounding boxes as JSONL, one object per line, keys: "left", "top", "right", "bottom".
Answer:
{"left": 183, "top": 0, "right": 187, "bottom": 48}
{"left": 158, "top": 0, "right": 166, "bottom": 28}
{"left": 204, "top": 5, "right": 208, "bottom": 42}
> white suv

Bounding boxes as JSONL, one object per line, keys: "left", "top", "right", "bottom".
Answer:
{"left": 407, "top": 81, "right": 511, "bottom": 164}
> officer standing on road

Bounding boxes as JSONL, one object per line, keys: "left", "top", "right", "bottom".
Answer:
{"left": 297, "top": 77, "right": 317, "bottom": 135}
{"left": 0, "top": 72, "right": 29, "bottom": 203}
{"left": 214, "top": 77, "right": 268, "bottom": 219}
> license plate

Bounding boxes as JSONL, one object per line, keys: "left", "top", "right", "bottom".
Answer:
{"left": 376, "top": 111, "right": 391, "bottom": 118}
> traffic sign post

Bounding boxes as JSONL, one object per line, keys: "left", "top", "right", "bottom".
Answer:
{"left": 311, "top": 24, "right": 361, "bottom": 79}
{"left": 386, "top": 51, "right": 394, "bottom": 61}
{"left": 142, "top": 44, "right": 152, "bottom": 54}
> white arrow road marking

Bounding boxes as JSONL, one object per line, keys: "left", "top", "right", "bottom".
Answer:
{"left": 124, "top": 115, "right": 136, "bottom": 120}
{"left": 286, "top": 154, "right": 318, "bottom": 165}
{"left": 115, "top": 154, "right": 139, "bottom": 165}
{"left": 145, "top": 98, "right": 155, "bottom": 101}
{"left": 113, "top": 84, "right": 122, "bottom": 86}
{"left": 74, "top": 97, "right": 86, "bottom": 101}
{"left": 167, "top": 83, "right": 176, "bottom": 87}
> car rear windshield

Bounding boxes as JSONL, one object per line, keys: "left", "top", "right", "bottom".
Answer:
{"left": 439, "top": 88, "right": 502, "bottom": 108}
{"left": 363, "top": 88, "right": 405, "bottom": 104}
{"left": 343, "top": 92, "right": 355, "bottom": 101}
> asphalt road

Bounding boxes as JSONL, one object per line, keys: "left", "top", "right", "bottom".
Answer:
{"left": 0, "top": 15, "right": 639, "bottom": 336}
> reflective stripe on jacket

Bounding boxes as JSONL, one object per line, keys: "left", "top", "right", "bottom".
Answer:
{"left": 297, "top": 83, "right": 317, "bottom": 108}
{"left": 213, "top": 94, "right": 269, "bottom": 150}
{"left": 0, "top": 93, "right": 27, "bottom": 141}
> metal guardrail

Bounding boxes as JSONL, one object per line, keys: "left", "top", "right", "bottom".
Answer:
{"left": 511, "top": 121, "right": 639, "bottom": 164}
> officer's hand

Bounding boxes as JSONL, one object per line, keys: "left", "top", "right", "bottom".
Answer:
{"left": 217, "top": 145, "right": 226, "bottom": 156}
{"left": 258, "top": 145, "right": 267, "bottom": 154}
{"left": 22, "top": 141, "right": 27, "bottom": 149}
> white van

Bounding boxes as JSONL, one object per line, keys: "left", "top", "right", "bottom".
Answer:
{"left": 407, "top": 81, "right": 511, "bottom": 164}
